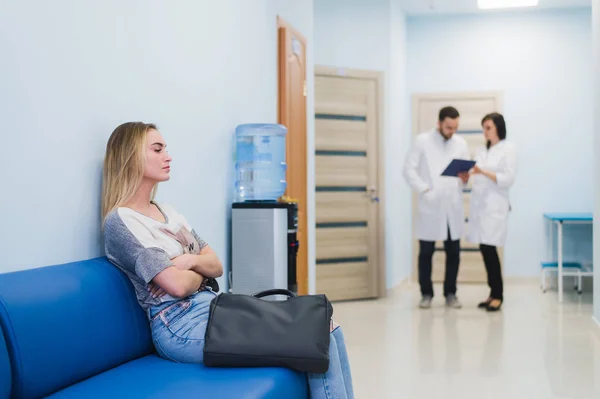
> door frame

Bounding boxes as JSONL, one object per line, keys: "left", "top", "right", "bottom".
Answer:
{"left": 314, "top": 65, "right": 387, "bottom": 298}
{"left": 277, "top": 16, "right": 309, "bottom": 295}
{"left": 410, "top": 91, "right": 504, "bottom": 282}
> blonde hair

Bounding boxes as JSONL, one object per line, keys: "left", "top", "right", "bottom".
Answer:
{"left": 101, "top": 122, "right": 158, "bottom": 224}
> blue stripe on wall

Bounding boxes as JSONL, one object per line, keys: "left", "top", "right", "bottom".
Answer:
{"left": 458, "top": 130, "right": 482, "bottom": 134}
{"left": 315, "top": 114, "right": 367, "bottom": 121}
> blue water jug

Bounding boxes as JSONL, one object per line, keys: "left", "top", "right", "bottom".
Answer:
{"left": 234, "top": 123, "right": 287, "bottom": 201}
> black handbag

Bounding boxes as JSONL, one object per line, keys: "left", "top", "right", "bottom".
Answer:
{"left": 203, "top": 289, "right": 334, "bottom": 373}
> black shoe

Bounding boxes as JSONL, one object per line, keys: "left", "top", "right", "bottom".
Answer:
{"left": 486, "top": 299, "right": 503, "bottom": 312}
{"left": 478, "top": 298, "right": 491, "bottom": 309}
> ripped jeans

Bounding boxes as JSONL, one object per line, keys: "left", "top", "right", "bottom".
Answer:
{"left": 148, "top": 289, "right": 355, "bottom": 399}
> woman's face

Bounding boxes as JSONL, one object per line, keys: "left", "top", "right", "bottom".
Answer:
{"left": 144, "top": 129, "right": 172, "bottom": 183}
{"left": 482, "top": 119, "right": 499, "bottom": 143}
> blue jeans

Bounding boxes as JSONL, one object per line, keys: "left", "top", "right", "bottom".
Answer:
{"left": 148, "top": 290, "right": 355, "bottom": 399}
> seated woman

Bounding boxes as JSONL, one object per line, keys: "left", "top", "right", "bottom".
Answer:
{"left": 102, "top": 122, "right": 355, "bottom": 399}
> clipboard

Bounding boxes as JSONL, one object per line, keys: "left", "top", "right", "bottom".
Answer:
{"left": 441, "top": 159, "right": 476, "bottom": 177}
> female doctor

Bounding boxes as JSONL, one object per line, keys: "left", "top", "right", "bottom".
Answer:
{"left": 467, "top": 113, "right": 517, "bottom": 312}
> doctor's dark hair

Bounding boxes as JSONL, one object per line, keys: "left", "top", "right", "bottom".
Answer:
{"left": 438, "top": 106, "right": 460, "bottom": 122}
{"left": 482, "top": 113, "right": 506, "bottom": 149}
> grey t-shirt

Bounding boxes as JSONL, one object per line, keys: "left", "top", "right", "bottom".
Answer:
{"left": 103, "top": 202, "right": 208, "bottom": 310}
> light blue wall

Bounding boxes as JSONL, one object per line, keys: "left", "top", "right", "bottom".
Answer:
{"left": 593, "top": 0, "right": 600, "bottom": 323}
{"left": 314, "top": 0, "right": 410, "bottom": 289}
{"left": 0, "top": 1, "right": 315, "bottom": 293}
{"left": 315, "top": 0, "right": 391, "bottom": 71}
{"left": 388, "top": 0, "right": 412, "bottom": 287}
{"left": 407, "top": 8, "right": 594, "bottom": 277}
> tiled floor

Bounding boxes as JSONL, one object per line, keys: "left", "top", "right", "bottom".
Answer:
{"left": 333, "top": 282, "right": 600, "bottom": 399}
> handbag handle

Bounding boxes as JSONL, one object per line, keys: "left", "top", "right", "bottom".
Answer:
{"left": 252, "top": 289, "right": 297, "bottom": 299}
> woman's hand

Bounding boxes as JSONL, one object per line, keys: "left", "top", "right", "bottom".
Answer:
{"left": 148, "top": 283, "right": 168, "bottom": 299}
{"left": 470, "top": 165, "right": 497, "bottom": 183}
{"left": 171, "top": 254, "right": 196, "bottom": 271}
{"left": 470, "top": 165, "right": 483, "bottom": 175}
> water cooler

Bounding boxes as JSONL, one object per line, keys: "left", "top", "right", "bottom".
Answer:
{"left": 231, "top": 201, "right": 298, "bottom": 295}
{"left": 230, "top": 123, "right": 299, "bottom": 295}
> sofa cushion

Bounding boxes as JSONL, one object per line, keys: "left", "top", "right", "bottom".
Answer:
{"left": 46, "top": 355, "right": 308, "bottom": 399}
{"left": 0, "top": 327, "right": 10, "bottom": 399}
{"left": 0, "top": 258, "right": 153, "bottom": 399}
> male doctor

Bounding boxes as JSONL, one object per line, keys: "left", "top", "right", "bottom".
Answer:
{"left": 403, "top": 106, "right": 470, "bottom": 309}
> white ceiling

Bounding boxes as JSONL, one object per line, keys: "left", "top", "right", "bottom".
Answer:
{"left": 398, "top": 0, "right": 591, "bottom": 16}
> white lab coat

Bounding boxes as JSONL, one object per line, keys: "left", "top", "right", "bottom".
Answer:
{"left": 466, "top": 140, "right": 517, "bottom": 247}
{"left": 403, "top": 129, "right": 470, "bottom": 242}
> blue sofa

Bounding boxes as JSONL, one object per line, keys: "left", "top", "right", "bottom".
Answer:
{"left": 0, "top": 321, "right": 10, "bottom": 399}
{"left": 0, "top": 258, "right": 309, "bottom": 399}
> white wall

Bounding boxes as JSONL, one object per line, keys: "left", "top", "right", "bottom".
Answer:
{"left": 0, "top": 0, "right": 314, "bottom": 293}
{"left": 407, "top": 8, "right": 594, "bottom": 277}
{"left": 314, "top": 0, "right": 410, "bottom": 289}
{"left": 593, "top": 0, "right": 600, "bottom": 323}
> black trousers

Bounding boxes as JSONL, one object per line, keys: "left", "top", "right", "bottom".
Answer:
{"left": 480, "top": 244, "right": 503, "bottom": 300}
{"left": 418, "top": 227, "right": 460, "bottom": 298}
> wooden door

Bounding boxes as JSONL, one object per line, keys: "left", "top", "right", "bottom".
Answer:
{"left": 314, "top": 67, "right": 385, "bottom": 301}
{"left": 278, "top": 18, "right": 308, "bottom": 295}
{"left": 411, "top": 92, "right": 503, "bottom": 284}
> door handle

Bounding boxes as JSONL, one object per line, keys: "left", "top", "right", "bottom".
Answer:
{"left": 367, "top": 187, "right": 379, "bottom": 203}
